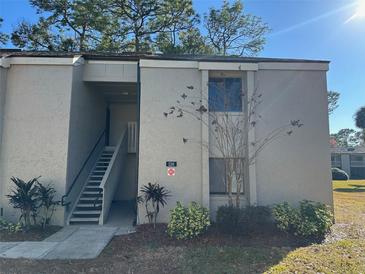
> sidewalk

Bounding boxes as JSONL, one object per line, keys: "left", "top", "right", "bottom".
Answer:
{"left": 0, "top": 225, "right": 135, "bottom": 259}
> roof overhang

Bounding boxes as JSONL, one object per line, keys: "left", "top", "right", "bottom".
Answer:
{"left": 0, "top": 55, "right": 84, "bottom": 68}
{"left": 139, "top": 59, "right": 328, "bottom": 71}
{"left": 0, "top": 53, "right": 329, "bottom": 71}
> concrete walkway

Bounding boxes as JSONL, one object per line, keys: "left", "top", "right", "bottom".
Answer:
{"left": 0, "top": 225, "right": 135, "bottom": 260}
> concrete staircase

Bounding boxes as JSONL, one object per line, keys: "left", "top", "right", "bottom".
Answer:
{"left": 69, "top": 147, "right": 115, "bottom": 225}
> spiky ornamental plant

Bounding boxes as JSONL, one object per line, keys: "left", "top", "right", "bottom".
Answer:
{"left": 35, "top": 182, "right": 60, "bottom": 228}
{"left": 7, "top": 177, "right": 40, "bottom": 228}
{"left": 140, "top": 182, "right": 170, "bottom": 227}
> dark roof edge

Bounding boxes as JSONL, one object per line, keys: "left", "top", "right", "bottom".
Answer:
{"left": 0, "top": 51, "right": 330, "bottom": 64}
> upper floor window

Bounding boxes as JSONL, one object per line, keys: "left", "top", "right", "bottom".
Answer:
{"left": 208, "top": 77, "right": 242, "bottom": 112}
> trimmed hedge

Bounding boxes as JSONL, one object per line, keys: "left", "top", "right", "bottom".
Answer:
{"left": 272, "top": 200, "right": 333, "bottom": 240}
{"left": 216, "top": 205, "right": 271, "bottom": 236}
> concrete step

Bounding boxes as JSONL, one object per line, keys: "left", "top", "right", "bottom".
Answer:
{"left": 79, "top": 197, "right": 101, "bottom": 202}
{"left": 82, "top": 191, "right": 102, "bottom": 195}
{"left": 92, "top": 171, "right": 105, "bottom": 175}
{"left": 85, "top": 186, "right": 101, "bottom": 190}
{"left": 96, "top": 162, "right": 110, "bottom": 165}
{"left": 90, "top": 176, "right": 103, "bottom": 180}
{"left": 87, "top": 183, "right": 101, "bottom": 187}
{"left": 76, "top": 203, "right": 102, "bottom": 208}
{"left": 73, "top": 210, "right": 101, "bottom": 215}
{"left": 69, "top": 217, "right": 99, "bottom": 223}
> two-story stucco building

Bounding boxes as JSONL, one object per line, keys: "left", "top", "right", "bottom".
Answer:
{"left": 0, "top": 51, "right": 333, "bottom": 226}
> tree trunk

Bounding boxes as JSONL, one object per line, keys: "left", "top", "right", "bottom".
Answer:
{"left": 227, "top": 175, "right": 233, "bottom": 207}
{"left": 135, "top": 35, "right": 140, "bottom": 52}
{"left": 235, "top": 177, "right": 241, "bottom": 208}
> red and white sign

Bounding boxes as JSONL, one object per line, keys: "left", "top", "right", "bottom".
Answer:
{"left": 167, "top": 168, "right": 176, "bottom": 176}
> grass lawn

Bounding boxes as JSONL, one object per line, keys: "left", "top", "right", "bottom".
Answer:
{"left": 0, "top": 180, "right": 364, "bottom": 273}
{"left": 333, "top": 179, "right": 365, "bottom": 225}
{"left": 266, "top": 180, "right": 365, "bottom": 273}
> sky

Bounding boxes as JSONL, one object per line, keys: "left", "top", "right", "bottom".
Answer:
{"left": 0, "top": 0, "right": 364, "bottom": 134}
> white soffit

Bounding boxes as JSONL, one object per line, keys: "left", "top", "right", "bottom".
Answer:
{"left": 1, "top": 56, "right": 84, "bottom": 66}
{"left": 139, "top": 59, "right": 198, "bottom": 68}
{"left": 258, "top": 62, "right": 329, "bottom": 71}
{"left": 198, "top": 62, "right": 258, "bottom": 71}
{"left": 87, "top": 60, "right": 138, "bottom": 65}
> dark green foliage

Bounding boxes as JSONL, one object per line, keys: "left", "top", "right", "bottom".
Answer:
{"left": 7, "top": 177, "right": 40, "bottom": 228}
{"left": 10, "top": 0, "right": 269, "bottom": 56}
{"left": 332, "top": 167, "right": 349, "bottom": 181}
{"left": 272, "top": 200, "right": 333, "bottom": 240}
{"left": 7, "top": 177, "right": 60, "bottom": 228}
{"left": 216, "top": 205, "right": 271, "bottom": 236}
{"left": 140, "top": 182, "right": 170, "bottom": 227}
{"left": 12, "top": 0, "right": 109, "bottom": 51}
{"left": 330, "top": 128, "right": 363, "bottom": 147}
{"left": 167, "top": 201, "right": 210, "bottom": 240}
{"left": 354, "top": 107, "right": 365, "bottom": 143}
{"left": 327, "top": 91, "right": 340, "bottom": 115}
{"left": 0, "top": 17, "right": 9, "bottom": 45}
{"left": 355, "top": 106, "right": 365, "bottom": 129}
{"left": 204, "top": 0, "right": 269, "bottom": 56}
{"left": 35, "top": 182, "right": 60, "bottom": 228}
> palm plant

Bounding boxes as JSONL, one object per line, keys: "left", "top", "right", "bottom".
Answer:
{"left": 35, "top": 182, "right": 60, "bottom": 228}
{"left": 140, "top": 182, "right": 170, "bottom": 228}
{"left": 7, "top": 177, "right": 40, "bottom": 228}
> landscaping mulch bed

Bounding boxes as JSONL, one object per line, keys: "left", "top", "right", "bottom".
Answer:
{"left": 0, "top": 226, "right": 62, "bottom": 242}
{"left": 0, "top": 224, "right": 302, "bottom": 274}
{"left": 1, "top": 181, "right": 364, "bottom": 274}
{"left": 115, "top": 223, "right": 303, "bottom": 248}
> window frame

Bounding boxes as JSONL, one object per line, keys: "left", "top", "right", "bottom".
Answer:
{"left": 208, "top": 77, "right": 243, "bottom": 112}
{"left": 209, "top": 157, "right": 245, "bottom": 195}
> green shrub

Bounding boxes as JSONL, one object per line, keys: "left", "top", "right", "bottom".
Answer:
{"left": 167, "top": 201, "right": 210, "bottom": 240}
{"left": 272, "top": 200, "right": 333, "bottom": 240}
{"left": 0, "top": 218, "right": 23, "bottom": 233}
{"left": 331, "top": 168, "right": 349, "bottom": 180}
{"left": 216, "top": 205, "right": 271, "bottom": 236}
{"left": 270, "top": 202, "right": 300, "bottom": 234}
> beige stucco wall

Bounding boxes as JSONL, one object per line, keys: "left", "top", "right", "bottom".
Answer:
{"left": 115, "top": 154, "right": 137, "bottom": 201}
{"left": 254, "top": 69, "right": 333, "bottom": 207}
{"left": 66, "top": 64, "right": 106, "bottom": 191}
{"left": 109, "top": 103, "right": 136, "bottom": 146}
{"left": 110, "top": 103, "right": 138, "bottom": 201}
{"left": 0, "top": 64, "right": 74, "bottom": 225}
{"left": 0, "top": 68, "right": 7, "bottom": 159}
{"left": 0, "top": 58, "right": 332, "bottom": 226}
{"left": 138, "top": 62, "right": 332, "bottom": 224}
{"left": 0, "top": 67, "right": 8, "bottom": 215}
{"left": 138, "top": 67, "right": 203, "bottom": 223}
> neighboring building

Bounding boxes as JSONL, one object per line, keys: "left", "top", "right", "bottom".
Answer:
{"left": 0, "top": 51, "right": 333, "bottom": 226}
{"left": 331, "top": 146, "right": 365, "bottom": 179}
